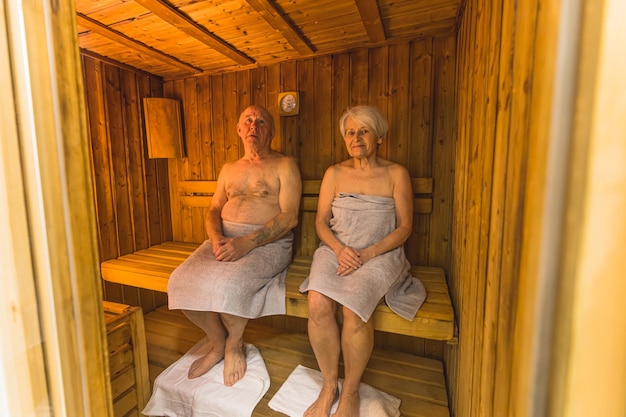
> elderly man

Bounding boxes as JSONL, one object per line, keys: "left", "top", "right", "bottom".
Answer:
{"left": 167, "top": 105, "right": 302, "bottom": 386}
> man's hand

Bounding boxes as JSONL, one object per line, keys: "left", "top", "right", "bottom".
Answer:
{"left": 213, "top": 236, "right": 256, "bottom": 261}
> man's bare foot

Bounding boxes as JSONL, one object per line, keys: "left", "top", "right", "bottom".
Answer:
{"left": 188, "top": 347, "right": 225, "bottom": 379}
{"left": 223, "top": 345, "right": 247, "bottom": 386}
{"left": 304, "top": 384, "right": 338, "bottom": 417}
{"left": 332, "top": 389, "right": 360, "bottom": 417}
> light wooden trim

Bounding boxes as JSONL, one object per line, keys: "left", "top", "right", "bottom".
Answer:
{"left": 178, "top": 178, "right": 433, "bottom": 194}
{"left": 178, "top": 178, "right": 434, "bottom": 213}
{"left": 0, "top": 4, "right": 50, "bottom": 412}
{"left": 354, "top": 0, "right": 386, "bottom": 42}
{"left": 180, "top": 195, "right": 212, "bottom": 208}
{"left": 4, "top": 0, "right": 112, "bottom": 415}
{"left": 546, "top": 0, "right": 626, "bottom": 416}
{"left": 134, "top": 0, "right": 255, "bottom": 65}
{"left": 178, "top": 180, "right": 218, "bottom": 194}
{"left": 76, "top": 13, "right": 201, "bottom": 74}
{"left": 242, "top": 0, "right": 315, "bottom": 55}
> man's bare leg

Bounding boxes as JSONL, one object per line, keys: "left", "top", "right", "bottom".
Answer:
{"left": 332, "top": 307, "right": 374, "bottom": 417}
{"left": 183, "top": 310, "right": 227, "bottom": 379}
{"left": 305, "top": 291, "right": 341, "bottom": 417}
{"left": 220, "top": 313, "right": 249, "bottom": 386}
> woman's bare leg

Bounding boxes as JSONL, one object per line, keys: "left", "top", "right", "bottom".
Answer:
{"left": 220, "top": 313, "right": 249, "bottom": 386}
{"left": 305, "top": 291, "right": 340, "bottom": 417}
{"left": 182, "top": 310, "right": 227, "bottom": 379}
{"left": 332, "top": 308, "right": 374, "bottom": 417}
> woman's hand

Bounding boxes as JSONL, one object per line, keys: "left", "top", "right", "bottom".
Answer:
{"left": 335, "top": 245, "right": 362, "bottom": 276}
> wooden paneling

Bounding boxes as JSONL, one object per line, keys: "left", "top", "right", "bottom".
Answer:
{"left": 448, "top": 0, "right": 559, "bottom": 416}
{"left": 83, "top": 55, "right": 171, "bottom": 312}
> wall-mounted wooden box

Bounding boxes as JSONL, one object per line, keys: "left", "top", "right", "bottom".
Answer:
{"left": 104, "top": 301, "right": 151, "bottom": 417}
{"left": 143, "top": 98, "right": 185, "bottom": 158}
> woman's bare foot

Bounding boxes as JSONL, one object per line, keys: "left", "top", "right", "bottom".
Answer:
{"left": 304, "top": 384, "right": 338, "bottom": 417}
{"left": 332, "top": 388, "right": 360, "bottom": 417}
{"left": 223, "top": 345, "right": 247, "bottom": 386}
{"left": 188, "top": 346, "right": 225, "bottom": 379}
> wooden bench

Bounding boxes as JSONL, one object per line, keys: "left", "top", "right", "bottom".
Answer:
{"left": 101, "top": 179, "right": 457, "bottom": 342}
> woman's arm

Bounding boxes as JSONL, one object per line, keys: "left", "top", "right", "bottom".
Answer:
{"left": 315, "top": 166, "right": 363, "bottom": 273}
{"left": 357, "top": 164, "right": 413, "bottom": 265}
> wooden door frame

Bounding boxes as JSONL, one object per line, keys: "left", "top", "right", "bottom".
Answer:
{"left": 512, "top": 0, "right": 626, "bottom": 416}
{"left": 0, "top": 0, "right": 112, "bottom": 415}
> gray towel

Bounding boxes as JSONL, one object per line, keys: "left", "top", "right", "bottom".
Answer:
{"left": 299, "top": 194, "right": 426, "bottom": 322}
{"left": 168, "top": 221, "right": 293, "bottom": 318}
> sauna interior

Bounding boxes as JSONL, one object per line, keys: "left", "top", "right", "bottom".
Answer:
{"left": 72, "top": 0, "right": 563, "bottom": 416}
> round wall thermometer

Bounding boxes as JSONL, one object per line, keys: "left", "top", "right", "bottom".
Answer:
{"left": 278, "top": 91, "right": 299, "bottom": 116}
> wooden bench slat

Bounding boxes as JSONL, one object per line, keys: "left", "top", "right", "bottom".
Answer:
{"left": 178, "top": 194, "right": 434, "bottom": 214}
{"left": 178, "top": 179, "right": 433, "bottom": 195}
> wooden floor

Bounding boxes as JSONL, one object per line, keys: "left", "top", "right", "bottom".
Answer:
{"left": 144, "top": 307, "right": 450, "bottom": 417}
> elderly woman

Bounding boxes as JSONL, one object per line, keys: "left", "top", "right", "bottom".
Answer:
{"left": 299, "top": 105, "right": 426, "bottom": 417}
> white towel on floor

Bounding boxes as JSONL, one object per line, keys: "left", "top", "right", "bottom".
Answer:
{"left": 142, "top": 339, "right": 269, "bottom": 417}
{"left": 268, "top": 365, "right": 401, "bottom": 417}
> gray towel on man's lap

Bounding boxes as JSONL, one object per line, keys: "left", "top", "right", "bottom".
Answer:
{"left": 168, "top": 220, "right": 293, "bottom": 318}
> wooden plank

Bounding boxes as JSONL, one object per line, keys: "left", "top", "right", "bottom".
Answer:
{"left": 331, "top": 52, "right": 351, "bottom": 163}
{"left": 83, "top": 57, "right": 119, "bottom": 261}
{"left": 209, "top": 74, "right": 225, "bottom": 176}
{"left": 105, "top": 64, "right": 135, "bottom": 256}
{"left": 243, "top": 0, "right": 315, "bottom": 55}
{"left": 122, "top": 70, "right": 149, "bottom": 252}
{"left": 368, "top": 46, "right": 389, "bottom": 134}
{"left": 112, "top": 387, "right": 138, "bottom": 417}
{"left": 354, "top": 0, "right": 386, "bottom": 42}
{"left": 298, "top": 58, "right": 315, "bottom": 179}
{"left": 387, "top": 42, "right": 411, "bottom": 167}
{"left": 314, "top": 56, "right": 333, "bottom": 177}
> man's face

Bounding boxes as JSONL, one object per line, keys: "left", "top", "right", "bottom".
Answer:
{"left": 237, "top": 107, "right": 275, "bottom": 148}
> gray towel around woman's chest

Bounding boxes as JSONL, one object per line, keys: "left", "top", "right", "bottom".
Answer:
{"left": 299, "top": 193, "right": 427, "bottom": 322}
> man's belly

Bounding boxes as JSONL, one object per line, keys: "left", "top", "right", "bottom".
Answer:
{"left": 221, "top": 195, "right": 281, "bottom": 225}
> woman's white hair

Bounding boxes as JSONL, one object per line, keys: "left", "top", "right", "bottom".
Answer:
{"left": 339, "top": 105, "right": 389, "bottom": 138}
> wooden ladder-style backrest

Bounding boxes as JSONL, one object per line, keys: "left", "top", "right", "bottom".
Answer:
{"left": 172, "top": 178, "right": 433, "bottom": 258}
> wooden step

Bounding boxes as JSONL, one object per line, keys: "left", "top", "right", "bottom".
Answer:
{"left": 143, "top": 307, "right": 450, "bottom": 417}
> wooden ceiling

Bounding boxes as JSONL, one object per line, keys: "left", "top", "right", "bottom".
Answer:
{"left": 76, "top": 0, "right": 463, "bottom": 80}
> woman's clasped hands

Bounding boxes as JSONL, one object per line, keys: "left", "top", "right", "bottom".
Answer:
{"left": 335, "top": 245, "right": 363, "bottom": 276}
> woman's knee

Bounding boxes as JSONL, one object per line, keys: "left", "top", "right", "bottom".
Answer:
{"left": 307, "top": 291, "right": 337, "bottom": 323}
{"left": 341, "top": 307, "right": 373, "bottom": 332}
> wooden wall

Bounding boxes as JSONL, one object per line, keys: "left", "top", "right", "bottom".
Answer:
{"left": 82, "top": 55, "right": 171, "bottom": 313}
{"left": 83, "top": 35, "right": 456, "bottom": 359}
{"left": 447, "top": 0, "right": 556, "bottom": 415}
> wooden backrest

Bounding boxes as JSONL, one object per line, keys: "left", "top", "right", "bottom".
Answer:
{"left": 175, "top": 178, "right": 433, "bottom": 258}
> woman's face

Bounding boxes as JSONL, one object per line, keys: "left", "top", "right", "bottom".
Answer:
{"left": 343, "top": 117, "right": 383, "bottom": 158}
